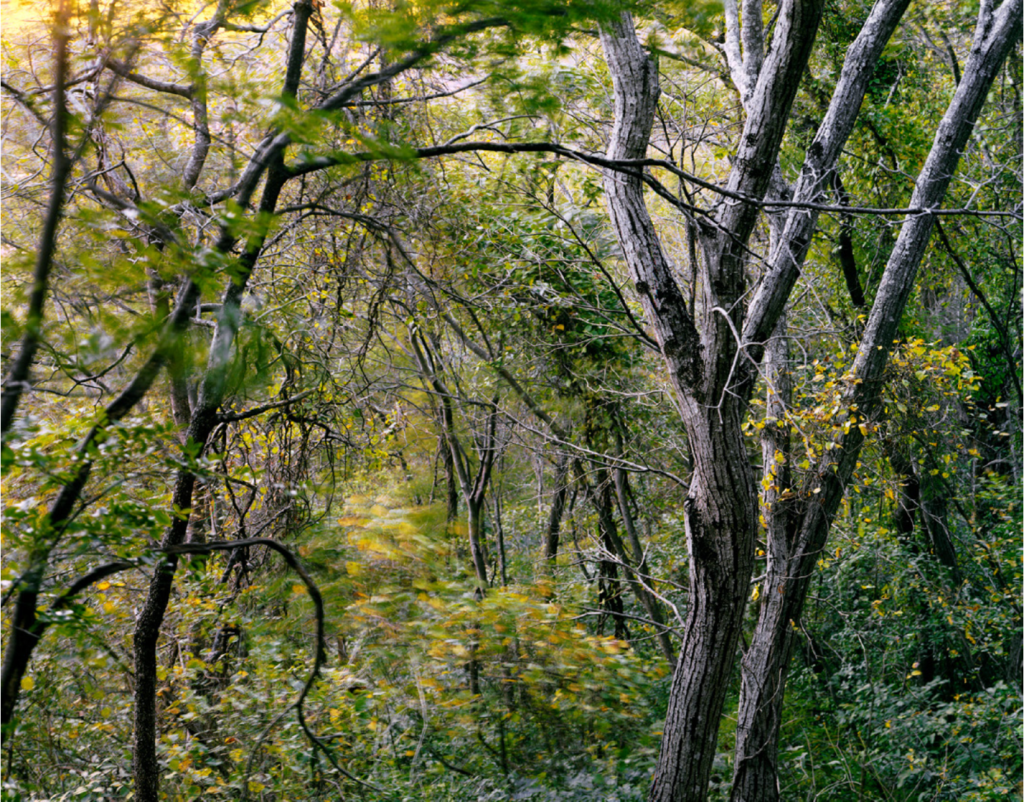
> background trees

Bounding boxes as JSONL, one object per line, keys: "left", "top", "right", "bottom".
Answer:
{"left": 2, "top": 1, "right": 1020, "bottom": 800}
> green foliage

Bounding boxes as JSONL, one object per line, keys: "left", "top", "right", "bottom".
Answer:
{"left": 2, "top": 0, "right": 1020, "bottom": 799}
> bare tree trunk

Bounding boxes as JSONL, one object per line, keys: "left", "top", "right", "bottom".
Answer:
{"left": 466, "top": 496, "right": 490, "bottom": 590}
{"left": 543, "top": 453, "right": 570, "bottom": 569}
{"left": 131, "top": 6, "right": 315, "bottom": 796}
{"left": 441, "top": 423, "right": 459, "bottom": 524}
{"left": 730, "top": 321, "right": 794, "bottom": 802}
{"left": 600, "top": 4, "right": 821, "bottom": 796}
{"left": 493, "top": 493, "right": 508, "bottom": 587}
{"left": 0, "top": 2, "right": 70, "bottom": 434}
{"left": 731, "top": 3, "right": 1021, "bottom": 798}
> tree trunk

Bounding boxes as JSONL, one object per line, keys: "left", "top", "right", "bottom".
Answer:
{"left": 466, "top": 496, "right": 490, "bottom": 590}
{"left": 731, "top": 2, "right": 1021, "bottom": 798}
{"left": 543, "top": 453, "right": 570, "bottom": 569}
{"left": 730, "top": 321, "right": 795, "bottom": 802}
{"left": 1, "top": 280, "right": 198, "bottom": 727}
{"left": 0, "top": 3, "right": 70, "bottom": 435}
{"left": 599, "top": 8, "right": 811, "bottom": 797}
{"left": 130, "top": 2, "right": 315, "bottom": 785}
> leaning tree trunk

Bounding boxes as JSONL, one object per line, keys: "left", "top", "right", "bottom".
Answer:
{"left": 730, "top": 322, "right": 800, "bottom": 802}
{"left": 1, "top": 280, "right": 198, "bottom": 726}
{"left": 731, "top": 2, "right": 1021, "bottom": 798}
{"left": 132, "top": 5, "right": 316, "bottom": 796}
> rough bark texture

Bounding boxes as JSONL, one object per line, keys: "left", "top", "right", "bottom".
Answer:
{"left": 730, "top": 322, "right": 796, "bottom": 802}
{"left": 600, "top": 6, "right": 821, "bottom": 798}
{"left": 731, "top": 2, "right": 1021, "bottom": 798}
{"left": 600, "top": 0, "right": 1019, "bottom": 799}
{"left": 742, "top": 0, "right": 911, "bottom": 353}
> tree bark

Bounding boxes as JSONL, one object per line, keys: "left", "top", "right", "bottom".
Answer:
{"left": 543, "top": 453, "right": 570, "bottom": 568}
{"left": 731, "top": 2, "right": 1021, "bottom": 798}
{"left": 1, "top": 3, "right": 70, "bottom": 434}
{"left": 600, "top": 5, "right": 822, "bottom": 797}
{"left": 730, "top": 321, "right": 795, "bottom": 802}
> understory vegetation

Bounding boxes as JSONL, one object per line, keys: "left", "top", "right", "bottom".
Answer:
{"left": 2, "top": 0, "right": 1020, "bottom": 800}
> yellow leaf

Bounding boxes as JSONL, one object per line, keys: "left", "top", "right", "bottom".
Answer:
{"left": 96, "top": 581, "right": 111, "bottom": 591}
{"left": 20, "top": 676, "right": 34, "bottom": 691}
{"left": 750, "top": 585, "right": 760, "bottom": 602}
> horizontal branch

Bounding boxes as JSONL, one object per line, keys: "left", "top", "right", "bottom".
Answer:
{"left": 287, "top": 140, "right": 1021, "bottom": 220}
{"left": 106, "top": 58, "right": 192, "bottom": 98}
{"left": 216, "top": 389, "right": 314, "bottom": 423}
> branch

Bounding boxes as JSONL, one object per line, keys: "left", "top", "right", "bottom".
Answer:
{"left": 317, "top": 17, "right": 510, "bottom": 111}
{"left": 216, "top": 390, "right": 314, "bottom": 423}
{"left": 162, "top": 538, "right": 382, "bottom": 795}
{"left": 106, "top": 58, "right": 192, "bottom": 98}
{"left": 286, "top": 139, "right": 1021, "bottom": 220}
{"left": 934, "top": 219, "right": 1023, "bottom": 403}
{"left": 742, "top": 0, "right": 913, "bottom": 355}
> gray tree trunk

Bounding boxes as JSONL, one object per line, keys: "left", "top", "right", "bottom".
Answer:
{"left": 732, "top": 1, "right": 1021, "bottom": 799}
{"left": 600, "top": 2, "right": 822, "bottom": 796}
{"left": 599, "top": 0, "right": 1020, "bottom": 799}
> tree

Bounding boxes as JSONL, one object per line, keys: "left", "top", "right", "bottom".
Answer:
{"left": 2, "top": 1, "right": 1020, "bottom": 800}
{"left": 598, "top": 1, "right": 1020, "bottom": 799}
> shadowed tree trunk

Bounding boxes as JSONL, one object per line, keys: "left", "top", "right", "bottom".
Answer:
{"left": 132, "top": 6, "right": 316, "bottom": 798}
{"left": 544, "top": 453, "right": 570, "bottom": 569}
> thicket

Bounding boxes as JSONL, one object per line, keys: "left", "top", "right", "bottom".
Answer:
{"left": 1, "top": 1, "right": 1020, "bottom": 800}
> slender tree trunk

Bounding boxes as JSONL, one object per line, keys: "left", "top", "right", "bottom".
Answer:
{"left": 731, "top": 3, "right": 1021, "bottom": 798}
{"left": 611, "top": 429, "right": 677, "bottom": 666}
{"left": 493, "top": 493, "right": 508, "bottom": 587}
{"left": 731, "top": 321, "right": 795, "bottom": 802}
{"left": 442, "top": 428, "right": 459, "bottom": 524}
{"left": 0, "top": 2, "right": 70, "bottom": 435}
{"left": 1, "top": 280, "right": 198, "bottom": 726}
{"left": 543, "top": 453, "right": 570, "bottom": 569}
{"left": 130, "top": 4, "right": 315, "bottom": 792}
{"left": 466, "top": 496, "right": 490, "bottom": 590}
{"left": 595, "top": 462, "right": 677, "bottom": 666}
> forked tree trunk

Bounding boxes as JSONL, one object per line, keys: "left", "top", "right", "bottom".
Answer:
{"left": 600, "top": 0, "right": 1018, "bottom": 798}
{"left": 731, "top": 2, "right": 1021, "bottom": 798}
{"left": 599, "top": 4, "right": 820, "bottom": 797}
{"left": 132, "top": 5, "right": 317, "bottom": 795}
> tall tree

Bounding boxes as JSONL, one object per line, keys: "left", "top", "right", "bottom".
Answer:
{"left": 597, "top": 0, "right": 1020, "bottom": 799}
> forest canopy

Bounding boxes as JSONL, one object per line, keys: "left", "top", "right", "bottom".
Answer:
{"left": 1, "top": 0, "right": 1021, "bottom": 800}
